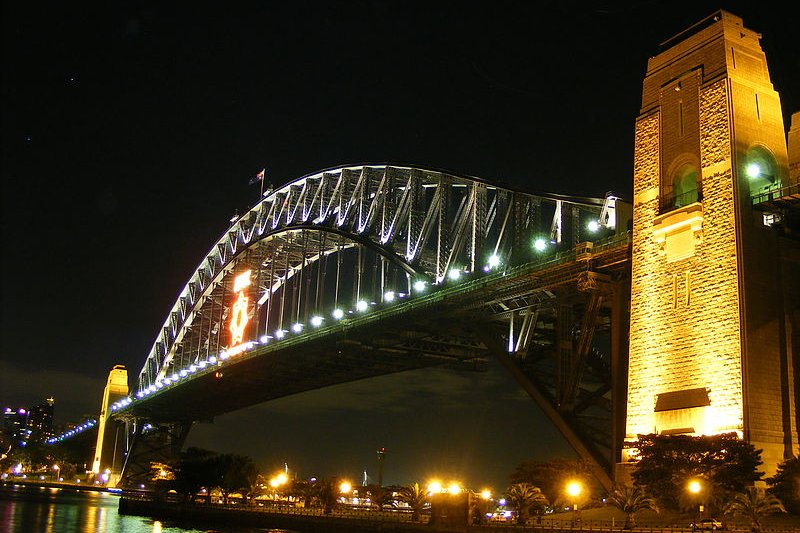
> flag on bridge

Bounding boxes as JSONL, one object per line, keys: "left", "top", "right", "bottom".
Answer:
{"left": 249, "top": 168, "right": 266, "bottom": 185}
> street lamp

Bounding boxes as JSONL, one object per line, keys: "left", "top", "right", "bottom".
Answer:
{"left": 469, "top": 488, "right": 492, "bottom": 526}
{"left": 53, "top": 464, "right": 60, "bottom": 482}
{"left": 687, "top": 479, "right": 703, "bottom": 531}
{"left": 270, "top": 472, "right": 288, "bottom": 499}
{"left": 427, "top": 480, "right": 442, "bottom": 495}
{"left": 566, "top": 480, "right": 583, "bottom": 525}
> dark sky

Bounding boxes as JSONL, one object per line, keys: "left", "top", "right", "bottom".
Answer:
{"left": 2, "top": 1, "right": 798, "bottom": 491}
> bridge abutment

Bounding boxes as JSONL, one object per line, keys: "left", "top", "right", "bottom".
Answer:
{"left": 92, "top": 365, "right": 129, "bottom": 484}
{"left": 624, "top": 10, "right": 799, "bottom": 479}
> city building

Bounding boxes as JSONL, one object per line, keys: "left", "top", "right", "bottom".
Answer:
{"left": 27, "top": 397, "right": 55, "bottom": 442}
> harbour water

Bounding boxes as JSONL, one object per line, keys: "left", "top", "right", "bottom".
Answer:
{"left": 0, "top": 483, "right": 295, "bottom": 533}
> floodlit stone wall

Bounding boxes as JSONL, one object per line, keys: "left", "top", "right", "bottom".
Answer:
{"left": 623, "top": 11, "right": 797, "bottom": 478}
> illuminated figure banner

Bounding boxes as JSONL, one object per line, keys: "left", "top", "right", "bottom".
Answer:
{"left": 229, "top": 270, "right": 252, "bottom": 347}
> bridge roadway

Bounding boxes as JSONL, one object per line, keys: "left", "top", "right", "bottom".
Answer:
{"left": 113, "top": 233, "right": 630, "bottom": 425}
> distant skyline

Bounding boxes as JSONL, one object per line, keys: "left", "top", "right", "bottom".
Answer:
{"left": 2, "top": 1, "right": 798, "bottom": 491}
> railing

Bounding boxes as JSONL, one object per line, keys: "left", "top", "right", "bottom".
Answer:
{"left": 119, "top": 493, "right": 797, "bottom": 532}
{"left": 751, "top": 182, "right": 800, "bottom": 205}
{"left": 120, "top": 492, "right": 428, "bottom": 523}
{"left": 659, "top": 190, "right": 702, "bottom": 213}
{"left": 473, "top": 516, "right": 795, "bottom": 532}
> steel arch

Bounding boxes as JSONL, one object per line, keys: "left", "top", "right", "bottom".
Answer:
{"left": 135, "top": 164, "right": 608, "bottom": 394}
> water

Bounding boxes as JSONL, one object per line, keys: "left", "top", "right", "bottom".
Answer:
{"left": 0, "top": 484, "right": 294, "bottom": 533}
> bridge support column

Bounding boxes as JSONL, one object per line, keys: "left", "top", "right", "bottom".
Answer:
{"left": 610, "top": 275, "right": 630, "bottom": 482}
{"left": 118, "top": 421, "right": 192, "bottom": 490}
{"left": 624, "top": 11, "right": 798, "bottom": 478}
{"left": 477, "top": 329, "right": 613, "bottom": 492}
{"left": 92, "top": 365, "right": 129, "bottom": 481}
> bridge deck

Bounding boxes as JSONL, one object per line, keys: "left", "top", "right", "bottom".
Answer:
{"left": 113, "top": 234, "right": 631, "bottom": 424}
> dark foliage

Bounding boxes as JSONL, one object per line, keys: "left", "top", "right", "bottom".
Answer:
{"left": 509, "top": 456, "right": 595, "bottom": 506}
{"left": 766, "top": 455, "right": 800, "bottom": 515}
{"left": 172, "top": 447, "right": 219, "bottom": 502}
{"left": 631, "top": 433, "right": 763, "bottom": 512}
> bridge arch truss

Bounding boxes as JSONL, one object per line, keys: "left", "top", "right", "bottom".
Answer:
{"left": 135, "top": 164, "right": 609, "bottom": 394}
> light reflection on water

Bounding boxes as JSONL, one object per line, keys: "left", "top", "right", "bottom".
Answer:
{"left": 0, "top": 484, "right": 294, "bottom": 533}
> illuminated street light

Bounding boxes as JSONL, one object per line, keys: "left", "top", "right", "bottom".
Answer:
{"left": 448, "top": 268, "right": 461, "bottom": 281}
{"left": 275, "top": 329, "right": 286, "bottom": 339}
{"left": 384, "top": 291, "right": 395, "bottom": 303}
{"left": 746, "top": 163, "right": 763, "bottom": 179}
{"left": 587, "top": 220, "right": 600, "bottom": 232}
{"left": 339, "top": 480, "right": 352, "bottom": 494}
{"left": 310, "top": 315, "right": 323, "bottom": 327}
{"left": 487, "top": 254, "right": 500, "bottom": 269}
{"left": 356, "top": 300, "right": 369, "bottom": 312}
{"left": 427, "top": 480, "right": 442, "bottom": 494}
{"left": 413, "top": 280, "right": 426, "bottom": 293}
{"left": 447, "top": 482, "right": 461, "bottom": 495}
{"left": 566, "top": 480, "right": 583, "bottom": 525}
{"left": 480, "top": 489, "right": 491, "bottom": 500}
{"left": 291, "top": 323, "right": 303, "bottom": 333}
{"left": 332, "top": 308, "right": 344, "bottom": 320}
{"left": 688, "top": 479, "right": 704, "bottom": 531}
{"left": 270, "top": 472, "right": 289, "bottom": 489}
{"left": 534, "top": 238, "right": 547, "bottom": 252}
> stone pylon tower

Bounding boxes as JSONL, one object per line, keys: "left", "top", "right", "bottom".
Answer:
{"left": 92, "top": 364, "right": 129, "bottom": 481}
{"left": 624, "top": 10, "right": 799, "bottom": 479}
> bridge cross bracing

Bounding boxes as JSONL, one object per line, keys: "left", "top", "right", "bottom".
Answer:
{"left": 130, "top": 165, "right": 617, "bottom": 394}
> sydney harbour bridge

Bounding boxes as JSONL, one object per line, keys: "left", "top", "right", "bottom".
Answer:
{"left": 86, "top": 163, "right": 633, "bottom": 491}
{"left": 46, "top": 11, "right": 800, "bottom": 496}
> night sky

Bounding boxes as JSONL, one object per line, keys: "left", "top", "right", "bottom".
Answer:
{"left": 2, "top": 1, "right": 798, "bottom": 491}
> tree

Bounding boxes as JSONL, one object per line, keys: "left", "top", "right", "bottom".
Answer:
{"left": 149, "top": 461, "right": 176, "bottom": 492}
{"left": 173, "top": 447, "right": 219, "bottom": 502}
{"left": 509, "top": 457, "right": 594, "bottom": 507}
{"left": 365, "top": 483, "right": 395, "bottom": 510}
{"left": 724, "top": 486, "right": 786, "bottom": 531}
{"left": 766, "top": 455, "right": 800, "bottom": 515}
{"left": 213, "top": 453, "right": 259, "bottom": 504}
{"left": 631, "top": 433, "right": 763, "bottom": 511}
{"left": 397, "top": 482, "right": 428, "bottom": 522}
{"left": 314, "top": 478, "right": 339, "bottom": 514}
{"left": 607, "top": 484, "right": 659, "bottom": 530}
{"left": 505, "top": 483, "right": 548, "bottom": 525}
{"left": 245, "top": 473, "right": 268, "bottom": 505}
{"left": 288, "top": 478, "right": 315, "bottom": 507}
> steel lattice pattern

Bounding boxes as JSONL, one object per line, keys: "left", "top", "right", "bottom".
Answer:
{"left": 134, "top": 165, "right": 611, "bottom": 393}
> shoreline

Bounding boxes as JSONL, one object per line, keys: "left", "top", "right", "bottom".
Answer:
{"left": 0, "top": 478, "right": 119, "bottom": 494}
{"left": 118, "top": 496, "right": 455, "bottom": 533}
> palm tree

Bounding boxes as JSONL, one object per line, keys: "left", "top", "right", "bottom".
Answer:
{"left": 314, "top": 478, "right": 339, "bottom": 514}
{"left": 366, "top": 484, "right": 396, "bottom": 510}
{"left": 398, "top": 482, "right": 429, "bottom": 522}
{"left": 287, "top": 478, "right": 315, "bottom": 507}
{"left": 245, "top": 473, "right": 268, "bottom": 505}
{"left": 607, "top": 484, "right": 659, "bottom": 530}
{"left": 505, "top": 483, "right": 548, "bottom": 525}
{"left": 724, "top": 486, "right": 786, "bottom": 532}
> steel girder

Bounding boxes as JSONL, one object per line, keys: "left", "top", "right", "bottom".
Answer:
{"left": 135, "top": 165, "right": 609, "bottom": 395}
{"left": 477, "top": 244, "right": 631, "bottom": 490}
{"left": 117, "top": 421, "right": 192, "bottom": 490}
